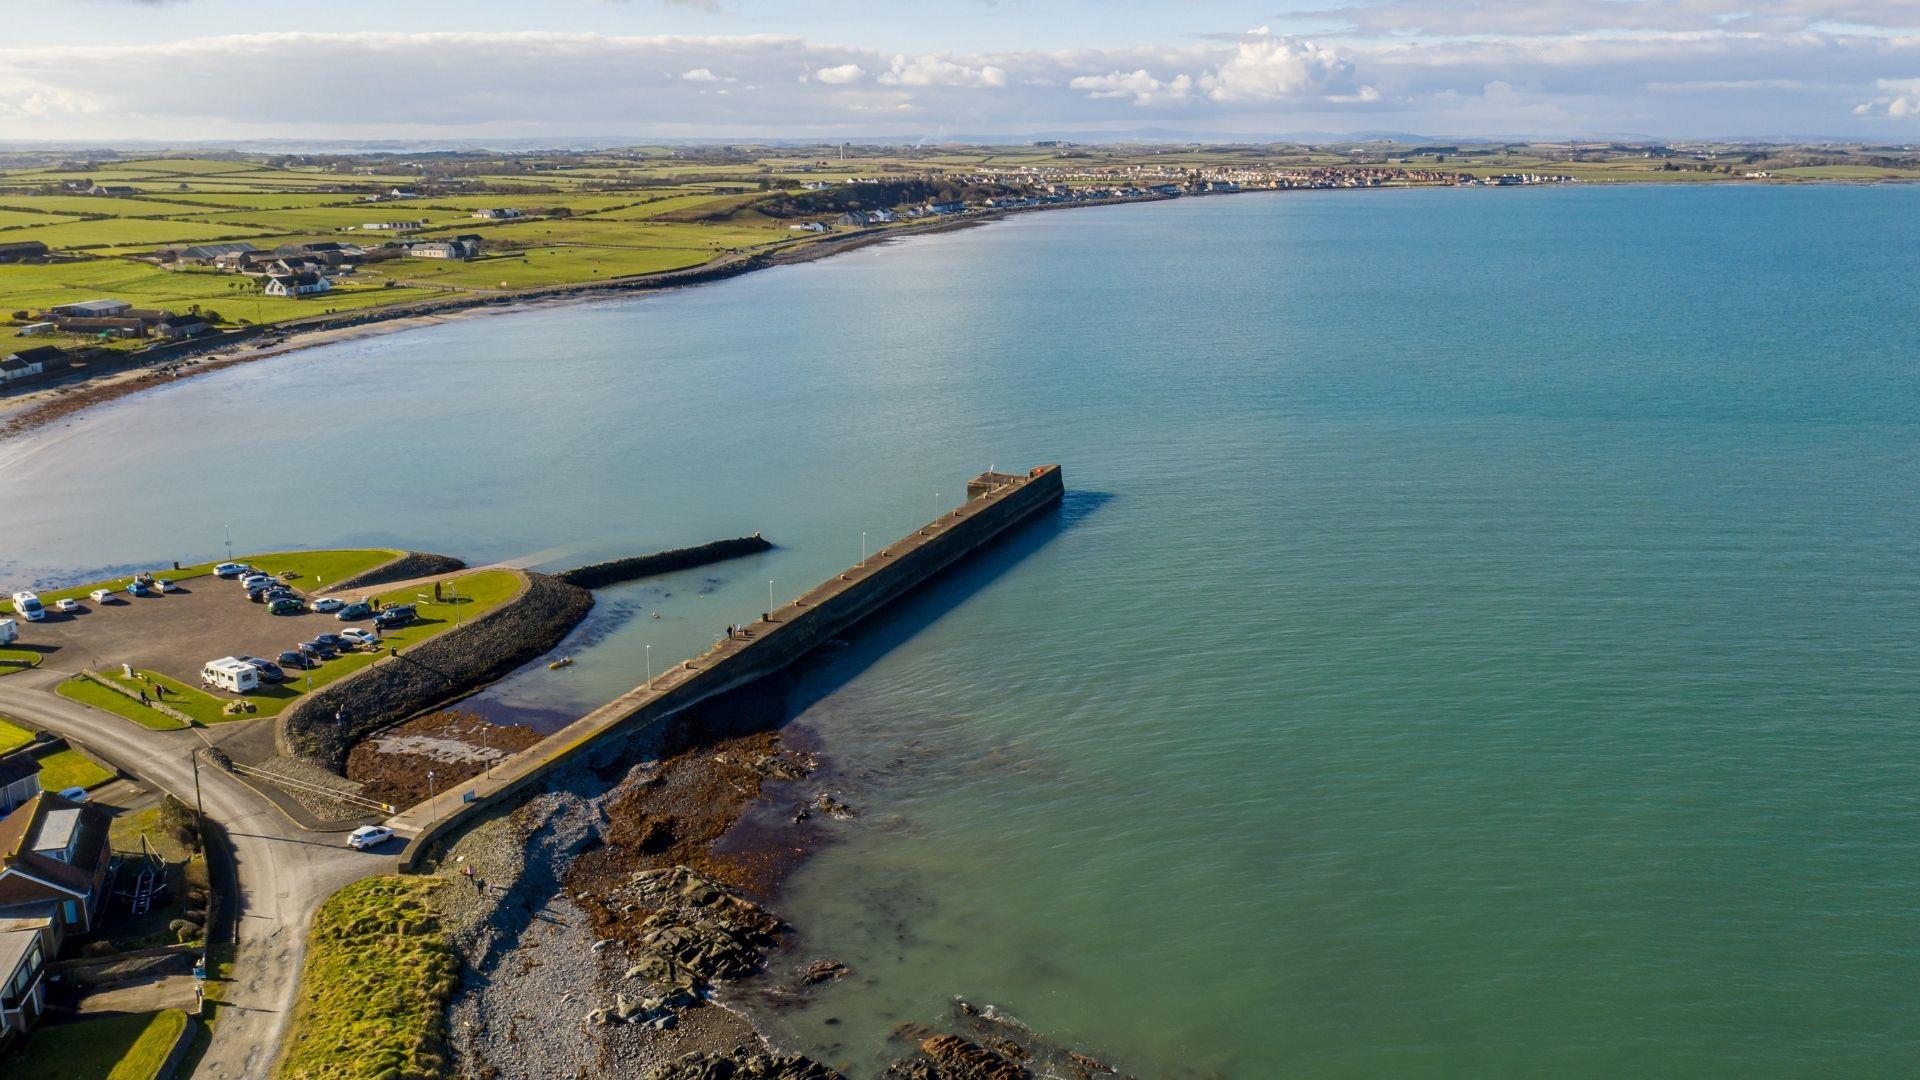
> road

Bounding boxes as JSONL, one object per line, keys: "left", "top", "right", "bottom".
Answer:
{"left": 0, "top": 668, "right": 388, "bottom": 1079}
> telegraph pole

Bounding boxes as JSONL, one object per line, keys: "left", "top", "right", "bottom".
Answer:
{"left": 190, "top": 748, "right": 206, "bottom": 852}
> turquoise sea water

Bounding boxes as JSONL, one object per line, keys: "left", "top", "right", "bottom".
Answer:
{"left": 2, "top": 185, "right": 1917, "bottom": 1076}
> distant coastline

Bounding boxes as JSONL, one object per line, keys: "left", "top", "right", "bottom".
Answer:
{"left": 1, "top": 174, "right": 1905, "bottom": 440}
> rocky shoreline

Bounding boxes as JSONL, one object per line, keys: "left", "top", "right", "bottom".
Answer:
{"left": 426, "top": 673, "right": 1130, "bottom": 1079}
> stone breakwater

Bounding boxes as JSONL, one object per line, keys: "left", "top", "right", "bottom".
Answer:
{"left": 324, "top": 550, "right": 467, "bottom": 593}
{"left": 281, "top": 571, "right": 593, "bottom": 771}
{"left": 559, "top": 535, "right": 774, "bottom": 590}
{"left": 393, "top": 466, "right": 1065, "bottom": 870}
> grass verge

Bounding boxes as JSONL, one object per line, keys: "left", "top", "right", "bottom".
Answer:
{"left": 278, "top": 877, "right": 456, "bottom": 1080}
{"left": 0, "top": 648, "right": 43, "bottom": 676}
{"left": 0, "top": 1008, "right": 187, "bottom": 1080}
{"left": 36, "top": 747, "right": 115, "bottom": 791}
{"left": 0, "top": 715, "right": 34, "bottom": 754}
{"left": 57, "top": 675, "right": 193, "bottom": 731}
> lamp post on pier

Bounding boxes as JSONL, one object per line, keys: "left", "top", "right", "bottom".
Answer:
{"left": 645, "top": 645, "right": 652, "bottom": 689}
{"left": 861, "top": 532, "right": 867, "bottom": 567}
{"left": 768, "top": 579, "right": 774, "bottom": 615}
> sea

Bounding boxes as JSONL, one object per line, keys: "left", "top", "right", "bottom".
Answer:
{"left": 3, "top": 183, "right": 1917, "bottom": 1077}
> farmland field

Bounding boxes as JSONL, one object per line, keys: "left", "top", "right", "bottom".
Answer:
{"left": 1, "top": 144, "right": 1912, "bottom": 361}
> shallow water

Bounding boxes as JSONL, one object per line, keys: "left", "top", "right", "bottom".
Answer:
{"left": 4, "top": 185, "right": 1918, "bottom": 1076}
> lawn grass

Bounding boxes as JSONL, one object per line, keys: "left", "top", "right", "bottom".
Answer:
{"left": 36, "top": 747, "right": 116, "bottom": 791}
{"left": 2, "top": 1009, "right": 188, "bottom": 1080}
{"left": 100, "top": 670, "right": 246, "bottom": 725}
{"left": 0, "top": 648, "right": 43, "bottom": 676}
{"left": 34, "top": 548, "right": 397, "bottom": 606}
{"left": 0, "top": 715, "right": 35, "bottom": 754}
{"left": 278, "top": 877, "right": 455, "bottom": 1080}
{"left": 57, "top": 675, "right": 194, "bottom": 731}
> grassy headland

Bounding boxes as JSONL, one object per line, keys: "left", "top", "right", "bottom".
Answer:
{"left": 277, "top": 876, "right": 457, "bottom": 1080}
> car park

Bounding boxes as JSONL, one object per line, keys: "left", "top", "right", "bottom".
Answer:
{"left": 374, "top": 605, "right": 416, "bottom": 628}
{"left": 346, "top": 825, "right": 393, "bottom": 850}
{"left": 340, "top": 628, "right": 378, "bottom": 648}
{"left": 309, "top": 597, "right": 344, "bottom": 613}
{"left": 54, "top": 598, "right": 79, "bottom": 613}
{"left": 237, "top": 656, "right": 286, "bottom": 682}
{"left": 268, "top": 597, "right": 305, "bottom": 616}
{"left": 89, "top": 588, "right": 114, "bottom": 603}
{"left": 335, "top": 602, "right": 373, "bottom": 621}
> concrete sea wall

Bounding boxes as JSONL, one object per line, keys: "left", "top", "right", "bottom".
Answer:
{"left": 394, "top": 465, "right": 1064, "bottom": 870}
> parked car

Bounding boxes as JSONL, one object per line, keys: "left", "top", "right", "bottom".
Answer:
{"left": 335, "top": 602, "right": 373, "bottom": 621}
{"left": 126, "top": 580, "right": 152, "bottom": 597}
{"left": 313, "top": 632, "right": 351, "bottom": 651}
{"left": 300, "top": 640, "right": 337, "bottom": 659}
{"left": 308, "top": 597, "right": 343, "bottom": 613}
{"left": 247, "top": 587, "right": 271, "bottom": 603}
{"left": 264, "top": 587, "right": 297, "bottom": 602}
{"left": 277, "top": 650, "right": 312, "bottom": 670}
{"left": 340, "top": 628, "right": 378, "bottom": 648}
{"left": 54, "top": 598, "right": 79, "bottom": 613}
{"left": 55, "top": 786, "right": 90, "bottom": 803}
{"left": 237, "top": 656, "right": 286, "bottom": 682}
{"left": 268, "top": 597, "right": 305, "bottom": 616}
{"left": 346, "top": 825, "right": 393, "bottom": 851}
{"left": 215, "top": 562, "right": 249, "bottom": 578}
{"left": 374, "top": 605, "right": 416, "bottom": 628}
{"left": 239, "top": 574, "right": 273, "bottom": 590}
{"left": 88, "top": 588, "right": 113, "bottom": 603}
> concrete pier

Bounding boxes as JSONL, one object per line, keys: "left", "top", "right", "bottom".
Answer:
{"left": 393, "top": 464, "right": 1064, "bottom": 870}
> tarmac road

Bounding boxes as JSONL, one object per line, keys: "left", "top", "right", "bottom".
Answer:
{"left": 0, "top": 668, "right": 394, "bottom": 1079}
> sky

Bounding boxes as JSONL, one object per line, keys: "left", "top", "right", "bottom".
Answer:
{"left": 2, "top": 0, "right": 1919, "bottom": 143}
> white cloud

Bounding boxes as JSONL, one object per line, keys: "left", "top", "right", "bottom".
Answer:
{"left": 1069, "top": 70, "right": 1197, "bottom": 106}
{"left": 1856, "top": 76, "right": 1920, "bottom": 117}
{"left": 1199, "top": 32, "right": 1361, "bottom": 103}
{"left": 813, "top": 63, "right": 866, "bottom": 85}
{"left": 877, "top": 55, "right": 1009, "bottom": 88}
{"left": 0, "top": 27, "right": 1915, "bottom": 138}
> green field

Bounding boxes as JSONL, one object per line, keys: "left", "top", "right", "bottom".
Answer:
{"left": 278, "top": 877, "right": 455, "bottom": 1080}
{"left": 36, "top": 746, "right": 116, "bottom": 791}
{"left": 2, "top": 144, "right": 1914, "bottom": 355}
{"left": 1, "top": 1009, "right": 189, "bottom": 1080}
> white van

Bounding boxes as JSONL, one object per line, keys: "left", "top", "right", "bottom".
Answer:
{"left": 10, "top": 592, "right": 45, "bottom": 622}
{"left": 0, "top": 618, "right": 16, "bottom": 645}
{"left": 202, "top": 656, "right": 261, "bottom": 694}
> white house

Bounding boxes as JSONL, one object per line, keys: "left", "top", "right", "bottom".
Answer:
{"left": 262, "top": 272, "right": 331, "bottom": 298}
{"left": 470, "top": 208, "right": 522, "bottom": 220}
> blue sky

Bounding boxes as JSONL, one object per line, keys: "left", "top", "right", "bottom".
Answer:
{"left": 4, "top": 0, "right": 1920, "bottom": 141}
